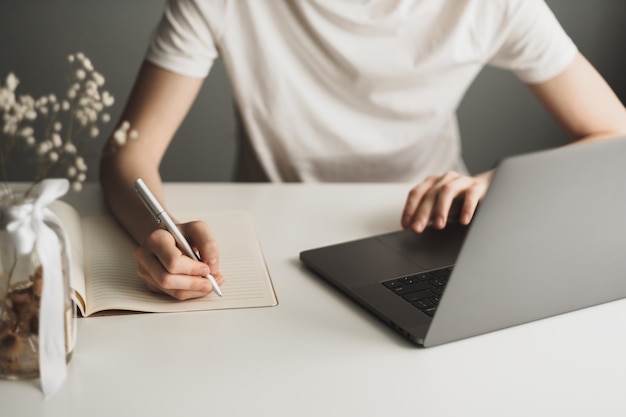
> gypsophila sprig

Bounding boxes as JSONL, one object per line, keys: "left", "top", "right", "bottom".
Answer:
{"left": 0, "top": 52, "right": 137, "bottom": 197}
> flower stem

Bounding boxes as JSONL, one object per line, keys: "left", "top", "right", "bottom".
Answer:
{"left": 0, "top": 145, "right": 13, "bottom": 201}
{"left": 0, "top": 253, "right": 18, "bottom": 320}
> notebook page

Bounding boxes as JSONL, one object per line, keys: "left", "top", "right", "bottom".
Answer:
{"left": 82, "top": 211, "right": 277, "bottom": 316}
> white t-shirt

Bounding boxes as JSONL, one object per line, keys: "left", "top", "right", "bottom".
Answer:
{"left": 146, "top": 0, "right": 577, "bottom": 182}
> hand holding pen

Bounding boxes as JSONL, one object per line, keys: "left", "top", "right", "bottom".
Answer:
{"left": 133, "top": 178, "right": 223, "bottom": 298}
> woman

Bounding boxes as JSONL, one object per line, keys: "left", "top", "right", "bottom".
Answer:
{"left": 100, "top": 0, "right": 626, "bottom": 300}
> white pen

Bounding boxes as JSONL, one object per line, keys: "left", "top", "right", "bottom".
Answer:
{"left": 133, "top": 178, "right": 223, "bottom": 297}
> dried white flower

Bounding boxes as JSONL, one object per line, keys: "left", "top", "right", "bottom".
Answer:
{"left": 51, "top": 133, "right": 62, "bottom": 148}
{"left": 6, "top": 73, "right": 19, "bottom": 91}
{"left": 113, "top": 128, "right": 127, "bottom": 146}
{"left": 20, "top": 126, "right": 34, "bottom": 137}
{"left": 85, "top": 80, "right": 97, "bottom": 94}
{"left": 75, "top": 156, "right": 87, "bottom": 171}
{"left": 0, "top": 89, "right": 15, "bottom": 110}
{"left": 101, "top": 91, "right": 114, "bottom": 107}
{"left": 82, "top": 58, "right": 93, "bottom": 72}
{"left": 64, "top": 143, "right": 77, "bottom": 154}
{"left": 36, "top": 141, "right": 50, "bottom": 155}
{"left": 92, "top": 72, "right": 105, "bottom": 87}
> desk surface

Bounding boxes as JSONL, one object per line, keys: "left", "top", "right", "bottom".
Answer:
{"left": 2, "top": 183, "right": 625, "bottom": 417}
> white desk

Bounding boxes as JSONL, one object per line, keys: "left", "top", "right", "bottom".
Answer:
{"left": 2, "top": 183, "right": 626, "bottom": 416}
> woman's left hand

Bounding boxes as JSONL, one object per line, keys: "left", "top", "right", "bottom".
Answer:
{"left": 401, "top": 170, "right": 494, "bottom": 233}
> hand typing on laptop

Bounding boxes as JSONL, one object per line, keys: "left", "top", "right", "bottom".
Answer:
{"left": 401, "top": 170, "right": 494, "bottom": 234}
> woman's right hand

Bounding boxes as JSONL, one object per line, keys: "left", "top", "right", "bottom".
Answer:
{"left": 133, "top": 220, "right": 224, "bottom": 300}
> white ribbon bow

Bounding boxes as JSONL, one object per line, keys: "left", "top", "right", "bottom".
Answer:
{"left": 5, "top": 178, "right": 72, "bottom": 398}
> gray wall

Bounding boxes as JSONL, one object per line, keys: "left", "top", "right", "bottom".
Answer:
{"left": 2, "top": 1, "right": 625, "bottom": 182}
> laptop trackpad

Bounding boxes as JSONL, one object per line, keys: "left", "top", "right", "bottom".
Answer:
{"left": 300, "top": 236, "right": 424, "bottom": 288}
{"left": 300, "top": 225, "right": 468, "bottom": 289}
{"left": 377, "top": 224, "right": 468, "bottom": 271}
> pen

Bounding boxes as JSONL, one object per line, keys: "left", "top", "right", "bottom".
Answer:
{"left": 133, "top": 178, "right": 223, "bottom": 297}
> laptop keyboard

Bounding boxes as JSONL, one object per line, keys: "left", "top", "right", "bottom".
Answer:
{"left": 381, "top": 266, "right": 453, "bottom": 317}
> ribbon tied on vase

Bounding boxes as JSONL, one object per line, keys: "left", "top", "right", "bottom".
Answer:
{"left": 5, "top": 178, "right": 72, "bottom": 398}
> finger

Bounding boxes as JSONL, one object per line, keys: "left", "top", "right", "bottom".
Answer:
{"left": 211, "top": 271, "right": 226, "bottom": 286}
{"left": 135, "top": 247, "right": 214, "bottom": 300}
{"left": 410, "top": 171, "right": 460, "bottom": 232}
{"left": 179, "top": 221, "right": 221, "bottom": 274}
{"left": 161, "top": 274, "right": 214, "bottom": 300}
{"left": 409, "top": 188, "right": 437, "bottom": 233}
{"left": 144, "top": 228, "right": 212, "bottom": 277}
{"left": 459, "top": 182, "right": 488, "bottom": 225}
{"left": 402, "top": 176, "right": 437, "bottom": 229}
{"left": 430, "top": 176, "right": 474, "bottom": 229}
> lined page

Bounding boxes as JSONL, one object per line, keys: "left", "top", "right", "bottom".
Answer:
{"left": 82, "top": 211, "right": 277, "bottom": 316}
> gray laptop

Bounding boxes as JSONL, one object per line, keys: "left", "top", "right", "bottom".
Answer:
{"left": 300, "top": 137, "right": 626, "bottom": 347}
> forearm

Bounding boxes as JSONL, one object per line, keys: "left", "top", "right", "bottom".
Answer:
{"left": 98, "top": 61, "right": 204, "bottom": 244}
{"left": 100, "top": 144, "right": 164, "bottom": 244}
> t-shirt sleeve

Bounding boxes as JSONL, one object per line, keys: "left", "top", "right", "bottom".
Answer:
{"left": 145, "top": 0, "right": 221, "bottom": 78}
{"left": 487, "top": 0, "right": 578, "bottom": 84}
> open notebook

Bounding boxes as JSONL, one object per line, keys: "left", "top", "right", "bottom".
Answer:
{"left": 50, "top": 200, "right": 277, "bottom": 316}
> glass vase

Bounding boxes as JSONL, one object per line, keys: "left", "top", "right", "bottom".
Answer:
{"left": 0, "top": 187, "right": 75, "bottom": 380}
